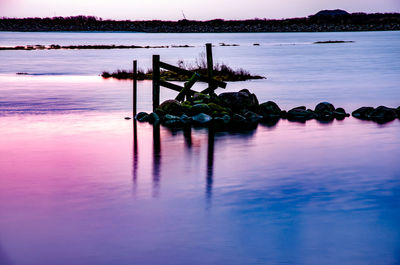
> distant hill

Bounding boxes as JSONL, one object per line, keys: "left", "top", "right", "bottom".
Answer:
{"left": 0, "top": 12, "right": 399, "bottom": 32}
{"left": 312, "top": 9, "right": 350, "bottom": 17}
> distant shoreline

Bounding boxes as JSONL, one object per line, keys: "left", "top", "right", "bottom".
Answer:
{"left": 1, "top": 12, "right": 399, "bottom": 33}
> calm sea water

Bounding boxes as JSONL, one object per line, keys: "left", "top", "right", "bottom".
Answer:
{"left": 0, "top": 31, "right": 399, "bottom": 265}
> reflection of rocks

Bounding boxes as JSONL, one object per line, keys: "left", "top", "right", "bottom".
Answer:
{"left": 352, "top": 106, "right": 398, "bottom": 123}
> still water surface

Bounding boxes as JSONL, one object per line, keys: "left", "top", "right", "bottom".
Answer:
{"left": 0, "top": 31, "right": 399, "bottom": 265}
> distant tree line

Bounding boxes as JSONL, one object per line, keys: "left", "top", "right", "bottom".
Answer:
{"left": 0, "top": 12, "right": 399, "bottom": 32}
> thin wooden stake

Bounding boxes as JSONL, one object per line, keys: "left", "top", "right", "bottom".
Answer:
{"left": 133, "top": 60, "right": 137, "bottom": 117}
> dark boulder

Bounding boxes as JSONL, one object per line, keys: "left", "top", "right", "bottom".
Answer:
{"left": 333, "top": 107, "right": 349, "bottom": 119}
{"left": 214, "top": 114, "right": 231, "bottom": 124}
{"left": 244, "top": 111, "right": 263, "bottom": 123}
{"left": 218, "top": 89, "right": 259, "bottom": 111}
{"left": 258, "top": 101, "right": 281, "bottom": 118}
{"left": 315, "top": 102, "right": 335, "bottom": 113}
{"left": 135, "top": 112, "right": 149, "bottom": 122}
{"left": 148, "top": 112, "right": 160, "bottom": 124}
{"left": 180, "top": 114, "right": 192, "bottom": 124}
{"left": 231, "top": 113, "right": 247, "bottom": 125}
{"left": 190, "top": 103, "right": 211, "bottom": 115}
{"left": 159, "top": 100, "right": 183, "bottom": 116}
{"left": 369, "top": 106, "right": 397, "bottom": 122}
{"left": 287, "top": 107, "right": 316, "bottom": 121}
{"left": 352, "top": 107, "right": 375, "bottom": 120}
{"left": 163, "top": 114, "right": 182, "bottom": 127}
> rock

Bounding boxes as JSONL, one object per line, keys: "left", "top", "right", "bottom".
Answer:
{"left": 369, "top": 106, "right": 397, "bottom": 122}
{"left": 180, "top": 114, "right": 192, "bottom": 124}
{"left": 207, "top": 102, "right": 230, "bottom": 113}
{"left": 293, "top": 106, "right": 306, "bottom": 111}
{"left": 244, "top": 111, "right": 263, "bottom": 123}
{"left": 315, "top": 102, "right": 335, "bottom": 113}
{"left": 317, "top": 110, "right": 334, "bottom": 121}
{"left": 214, "top": 114, "right": 231, "bottom": 124}
{"left": 218, "top": 89, "right": 259, "bottom": 111}
{"left": 148, "top": 112, "right": 160, "bottom": 124}
{"left": 191, "top": 93, "right": 210, "bottom": 103}
{"left": 231, "top": 113, "right": 247, "bottom": 124}
{"left": 192, "top": 113, "right": 212, "bottom": 124}
{"left": 181, "top": 101, "right": 192, "bottom": 113}
{"left": 333, "top": 107, "right": 349, "bottom": 119}
{"left": 159, "top": 99, "right": 183, "bottom": 116}
{"left": 190, "top": 103, "right": 211, "bottom": 115}
{"left": 352, "top": 107, "right": 375, "bottom": 119}
{"left": 287, "top": 108, "right": 316, "bottom": 121}
{"left": 163, "top": 114, "right": 182, "bottom": 126}
{"left": 258, "top": 101, "right": 281, "bottom": 118}
{"left": 135, "top": 112, "right": 149, "bottom": 122}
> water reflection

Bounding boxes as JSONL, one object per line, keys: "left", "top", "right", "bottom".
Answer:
{"left": 0, "top": 243, "right": 13, "bottom": 265}
{"left": 132, "top": 120, "right": 138, "bottom": 194}
{"left": 152, "top": 124, "right": 161, "bottom": 198}
{"left": 206, "top": 127, "right": 215, "bottom": 200}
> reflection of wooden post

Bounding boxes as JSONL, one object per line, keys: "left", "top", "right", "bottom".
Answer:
{"left": 133, "top": 60, "right": 137, "bottom": 117}
{"left": 132, "top": 119, "right": 138, "bottom": 187}
{"left": 152, "top": 124, "right": 161, "bottom": 197}
{"left": 206, "top": 127, "right": 215, "bottom": 199}
{"left": 152, "top": 55, "right": 160, "bottom": 111}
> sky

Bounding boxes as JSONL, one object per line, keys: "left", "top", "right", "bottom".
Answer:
{"left": 0, "top": 0, "right": 399, "bottom": 20}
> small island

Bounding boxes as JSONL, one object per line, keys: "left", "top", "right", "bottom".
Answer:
{"left": 101, "top": 62, "right": 265, "bottom": 82}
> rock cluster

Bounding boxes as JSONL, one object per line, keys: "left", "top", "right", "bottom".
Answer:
{"left": 134, "top": 89, "right": 359, "bottom": 129}
{"left": 352, "top": 106, "right": 400, "bottom": 123}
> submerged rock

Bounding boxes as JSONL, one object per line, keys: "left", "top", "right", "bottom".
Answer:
{"left": 135, "top": 112, "right": 149, "bottom": 122}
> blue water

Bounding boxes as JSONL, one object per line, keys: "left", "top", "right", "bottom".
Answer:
{"left": 0, "top": 31, "right": 399, "bottom": 265}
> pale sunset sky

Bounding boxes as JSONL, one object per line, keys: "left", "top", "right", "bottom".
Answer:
{"left": 0, "top": 0, "right": 399, "bottom": 20}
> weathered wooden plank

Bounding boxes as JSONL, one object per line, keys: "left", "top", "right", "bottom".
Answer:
{"left": 159, "top": 80, "right": 184, "bottom": 92}
{"left": 176, "top": 73, "right": 200, "bottom": 101}
{"left": 159, "top": 61, "right": 227, "bottom": 89}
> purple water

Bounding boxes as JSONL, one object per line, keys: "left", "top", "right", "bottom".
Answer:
{"left": 0, "top": 31, "right": 399, "bottom": 265}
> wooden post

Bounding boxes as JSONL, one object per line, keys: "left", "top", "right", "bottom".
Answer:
{"left": 133, "top": 60, "right": 137, "bottom": 117}
{"left": 206, "top": 43, "right": 213, "bottom": 82}
{"left": 152, "top": 55, "right": 160, "bottom": 111}
{"left": 205, "top": 43, "right": 217, "bottom": 95}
